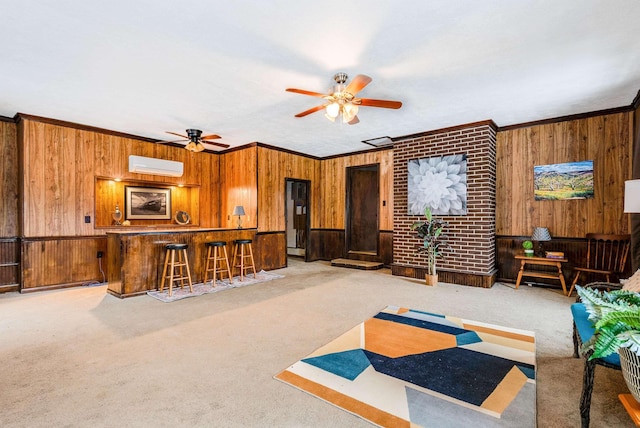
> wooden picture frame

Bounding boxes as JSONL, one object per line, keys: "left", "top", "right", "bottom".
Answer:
{"left": 125, "top": 186, "right": 171, "bottom": 220}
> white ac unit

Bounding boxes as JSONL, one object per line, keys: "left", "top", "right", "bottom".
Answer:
{"left": 128, "top": 155, "right": 184, "bottom": 177}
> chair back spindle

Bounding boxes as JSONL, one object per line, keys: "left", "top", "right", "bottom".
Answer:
{"left": 585, "top": 233, "right": 630, "bottom": 274}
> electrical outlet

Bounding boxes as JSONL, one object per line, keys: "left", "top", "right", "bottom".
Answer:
{"left": 97, "top": 251, "right": 103, "bottom": 258}
{"left": 84, "top": 215, "right": 91, "bottom": 223}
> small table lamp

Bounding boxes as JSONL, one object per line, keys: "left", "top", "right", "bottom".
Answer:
{"left": 232, "top": 205, "right": 246, "bottom": 229}
{"left": 531, "top": 227, "right": 551, "bottom": 257}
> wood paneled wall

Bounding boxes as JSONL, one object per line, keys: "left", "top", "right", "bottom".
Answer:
{"left": 256, "top": 146, "right": 321, "bottom": 231}
{"left": 219, "top": 147, "right": 258, "bottom": 230}
{"left": 496, "top": 112, "right": 632, "bottom": 238}
{"left": 631, "top": 102, "right": 640, "bottom": 271}
{"left": 21, "top": 237, "right": 107, "bottom": 290}
{"left": 19, "top": 117, "right": 221, "bottom": 237}
{"left": 0, "top": 119, "right": 18, "bottom": 237}
{"left": 94, "top": 179, "right": 201, "bottom": 227}
{"left": 319, "top": 149, "right": 393, "bottom": 230}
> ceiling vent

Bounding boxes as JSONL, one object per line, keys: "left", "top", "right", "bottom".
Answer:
{"left": 128, "top": 155, "right": 184, "bottom": 177}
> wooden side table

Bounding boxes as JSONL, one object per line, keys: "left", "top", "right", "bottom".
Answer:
{"left": 514, "top": 255, "right": 568, "bottom": 295}
{"left": 620, "top": 394, "right": 640, "bottom": 426}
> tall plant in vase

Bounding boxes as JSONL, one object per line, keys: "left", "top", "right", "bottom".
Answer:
{"left": 410, "top": 207, "right": 448, "bottom": 286}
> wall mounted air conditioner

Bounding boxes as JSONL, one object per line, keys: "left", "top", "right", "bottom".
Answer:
{"left": 128, "top": 155, "right": 184, "bottom": 177}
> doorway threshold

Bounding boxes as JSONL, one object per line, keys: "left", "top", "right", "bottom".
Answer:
{"left": 348, "top": 250, "right": 377, "bottom": 256}
{"left": 331, "top": 258, "right": 383, "bottom": 270}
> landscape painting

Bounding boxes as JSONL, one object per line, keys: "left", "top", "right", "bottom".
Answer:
{"left": 534, "top": 160, "right": 594, "bottom": 200}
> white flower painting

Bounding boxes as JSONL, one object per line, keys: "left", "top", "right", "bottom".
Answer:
{"left": 408, "top": 154, "right": 467, "bottom": 215}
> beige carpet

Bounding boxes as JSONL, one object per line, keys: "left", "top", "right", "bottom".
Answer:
{"left": 0, "top": 259, "right": 634, "bottom": 427}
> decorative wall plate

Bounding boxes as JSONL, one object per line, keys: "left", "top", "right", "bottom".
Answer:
{"left": 175, "top": 210, "right": 190, "bottom": 225}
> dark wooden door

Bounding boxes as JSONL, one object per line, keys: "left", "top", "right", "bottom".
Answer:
{"left": 347, "top": 165, "right": 379, "bottom": 255}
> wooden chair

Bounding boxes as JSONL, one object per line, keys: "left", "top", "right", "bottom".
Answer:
{"left": 571, "top": 282, "right": 623, "bottom": 428}
{"left": 567, "top": 233, "right": 630, "bottom": 297}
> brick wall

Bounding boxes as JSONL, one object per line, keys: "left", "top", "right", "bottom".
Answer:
{"left": 392, "top": 120, "right": 498, "bottom": 286}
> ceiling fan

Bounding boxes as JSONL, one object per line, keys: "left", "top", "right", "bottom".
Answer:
{"left": 286, "top": 72, "right": 402, "bottom": 124}
{"left": 158, "top": 129, "right": 229, "bottom": 152}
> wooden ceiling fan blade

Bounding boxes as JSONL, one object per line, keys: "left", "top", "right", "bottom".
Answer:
{"left": 295, "top": 104, "right": 327, "bottom": 117}
{"left": 201, "top": 134, "right": 222, "bottom": 140}
{"left": 166, "top": 131, "right": 189, "bottom": 139}
{"left": 345, "top": 74, "right": 372, "bottom": 96}
{"left": 358, "top": 98, "right": 403, "bottom": 109}
{"left": 347, "top": 115, "right": 360, "bottom": 125}
{"left": 286, "top": 88, "right": 328, "bottom": 98}
{"left": 203, "top": 141, "right": 230, "bottom": 149}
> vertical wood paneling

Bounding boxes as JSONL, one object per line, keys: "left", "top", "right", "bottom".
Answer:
{"left": 256, "top": 146, "right": 320, "bottom": 231}
{"left": 220, "top": 147, "right": 258, "bottom": 229}
{"left": 319, "top": 150, "right": 393, "bottom": 230}
{"left": 21, "top": 118, "right": 222, "bottom": 236}
{"left": 496, "top": 112, "right": 632, "bottom": 238}
{"left": 0, "top": 120, "right": 18, "bottom": 237}
{"left": 21, "top": 237, "right": 107, "bottom": 290}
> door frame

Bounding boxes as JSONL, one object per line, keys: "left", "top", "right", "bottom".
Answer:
{"left": 345, "top": 163, "right": 380, "bottom": 257}
{"left": 284, "top": 178, "right": 311, "bottom": 264}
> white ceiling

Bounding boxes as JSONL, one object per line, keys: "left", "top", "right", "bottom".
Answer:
{"left": 2, "top": 0, "right": 640, "bottom": 157}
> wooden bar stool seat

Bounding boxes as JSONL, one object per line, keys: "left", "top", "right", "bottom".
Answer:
{"left": 232, "top": 239, "right": 257, "bottom": 281}
{"left": 159, "top": 243, "right": 193, "bottom": 297}
{"left": 204, "top": 241, "right": 233, "bottom": 285}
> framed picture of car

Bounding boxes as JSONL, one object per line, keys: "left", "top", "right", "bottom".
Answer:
{"left": 124, "top": 186, "right": 172, "bottom": 220}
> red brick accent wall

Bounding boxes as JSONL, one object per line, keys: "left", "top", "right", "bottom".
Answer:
{"left": 393, "top": 121, "right": 498, "bottom": 283}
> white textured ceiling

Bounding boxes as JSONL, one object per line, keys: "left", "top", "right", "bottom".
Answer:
{"left": 1, "top": 0, "right": 640, "bottom": 157}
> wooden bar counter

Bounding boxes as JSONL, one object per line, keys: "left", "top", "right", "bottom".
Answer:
{"left": 106, "top": 227, "right": 256, "bottom": 298}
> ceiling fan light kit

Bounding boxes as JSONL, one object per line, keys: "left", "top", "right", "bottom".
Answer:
{"left": 157, "top": 128, "right": 229, "bottom": 153}
{"left": 287, "top": 72, "right": 402, "bottom": 125}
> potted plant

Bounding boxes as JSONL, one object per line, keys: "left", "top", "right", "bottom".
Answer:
{"left": 522, "top": 240, "right": 534, "bottom": 257}
{"left": 410, "top": 207, "right": 448, "bottom": 286}
{"left": 576, "top": 285, "right": 640, "bottom": 401}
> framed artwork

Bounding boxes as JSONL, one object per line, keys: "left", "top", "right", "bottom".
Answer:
{"left": 407, "top": 154, "right": 467, "bottom": 215}
{"left": 534, "top": 160, "right": 594, "bottom": 200}
{"left": 124, "top": 186, "right": 172, "bottom": 220}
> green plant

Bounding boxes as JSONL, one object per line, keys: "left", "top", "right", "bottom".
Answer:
{"left": 576, "top": 285, "right": 640, "bottom": 359}
{"left": 522, "top": 240, "right": 533, "bottom": 250}
{"left": 410, "top": 207, "right": 448, "bottom": 276}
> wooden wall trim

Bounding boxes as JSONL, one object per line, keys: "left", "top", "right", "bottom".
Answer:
{"left": 498, "top": 105, "right": 633, "bottom": 131}
{"left": 256, "top": 142, "right": 320, "bottom": 160}
{"left": 15, "top": 113, "right": 159, "bottom": 143}
{"left": 632, "top": 89, "right": 640, "bottom": 110}
{"left": 391, "top": 264, "right": 496, "bottom": 288}
{"left": 0, "top": 115, "right": 15, "bottom": 123}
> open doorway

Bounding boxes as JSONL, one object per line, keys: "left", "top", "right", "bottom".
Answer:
{"left": 285, "top": 179, "right": 310, "bottom": 260}
{"left": 346, "top": 164, "right": 379, "bottom": 257}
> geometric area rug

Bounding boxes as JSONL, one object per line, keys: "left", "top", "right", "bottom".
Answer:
{"left": 275, "top": 305, "right": 536, "bottom": 427}
{"left": 146, "top": 270, "right": 283, "bottom": 303}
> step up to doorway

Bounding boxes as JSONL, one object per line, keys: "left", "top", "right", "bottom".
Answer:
{"left": 330, "top": 258, "right": 383, "bottom": 270}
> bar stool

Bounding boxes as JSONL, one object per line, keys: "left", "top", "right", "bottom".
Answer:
{"left": 159, "top": 243, "right": 193, "bottom": 296}
{"left": 232, "top": 239, "right": 257, "bottom": 281}
{"left": 204, "top": 241, "right": 233, "bottom": 285}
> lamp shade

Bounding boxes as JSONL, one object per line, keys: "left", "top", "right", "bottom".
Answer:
{"left": 624, "top": 179, "right": 640, "bottom": 213}
{"left": 232, "top": 205, "right": 246, "bottom": 216}
{"left": 531, "top": 227, "right": 551, "bottom": 241}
